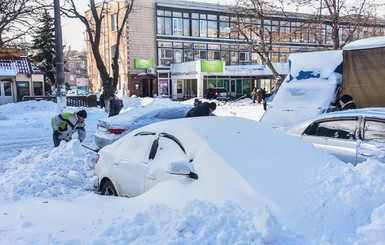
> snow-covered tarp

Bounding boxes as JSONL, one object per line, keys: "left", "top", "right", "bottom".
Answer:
{"left": 260, "top": 50, "right": 343, "bottom": 131}
{"left": 343, "top": 36, "right": 385, "bottom": 51}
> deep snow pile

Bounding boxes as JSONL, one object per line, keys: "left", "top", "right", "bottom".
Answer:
{"left": 1, "top": 99, "right": 385, "bottom": 244}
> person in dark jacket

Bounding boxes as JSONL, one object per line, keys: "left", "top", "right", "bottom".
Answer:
{"left": 100, "top": 93, "right": 105, "bottom": 108}
{"left": 109, "top": 95, "right": 121, "bottom": 117}
{"left": 194, "top": 98, "right": 202, "bottom": 106}
{"left": 339, "top": 94, "right": 357, "bottom": 110}
{"left": 186, "top": 102, "right": 216, "bottom": 117}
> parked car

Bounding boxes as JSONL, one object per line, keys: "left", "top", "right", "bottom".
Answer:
{"left": 286, "top": 108, "right": 385, "bottom": 165}
{"left": 94, "top": 105, "right": 192, "bottom": 148}
{"left": 203, "top": 88, "right": 231, "bottom": 101}
{"left": 94, "top": 116, "right": 332, "bottom": 198}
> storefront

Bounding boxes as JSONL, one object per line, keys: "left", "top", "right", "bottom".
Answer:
{"left": 167, "top": 60, "right": 288, "bottom": 100}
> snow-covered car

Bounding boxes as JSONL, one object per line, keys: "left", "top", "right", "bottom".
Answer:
{"left": 94, "top": 105, "right": 192, "bottom": 148}
{"left": 286, "top": 108, "right": 385, "bottom": 165}
{"left": 94, "top": 116, "right": 333, "bottom": 198}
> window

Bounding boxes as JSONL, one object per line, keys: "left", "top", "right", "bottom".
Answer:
{"left": 70, "top": 75, "right": 76, "bottom": 81}
{"left": 304, "top": 119, "right": 358, "bottom": 139}
{"left": 192, "top": 20, "right": 199, "bottom": 37}
{"left": 200, "top": 20, "right": 207, "bottom": 37}
{"left": 174, "top": 49, "right": 182, "bottom": 63}
{"left": 111, "top": 45, "right": 119, "bottom": 63}
{"left": 159, "top": 48, "right": 172, "bottom": 66}
{"left": 364, "top": 120, "right": 385, "bottom": 143}
{"left": 111, "top": 14, "right": 118, "bottom": 32}
{"left": 33, "top": 82, "right": 43, "bottom": 96}
{"left": 239, "top": 52, "right": 250, "bottom": 65}
{"left": 208, "top": 21, "right": 217, "bottom": 38}
{"left": 173, "top": 18, "right": 182, "bottom": 36}
{"left": 194, "top": 50, "right": 207, "bottom": 60}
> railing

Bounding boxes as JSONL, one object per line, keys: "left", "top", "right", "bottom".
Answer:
{"left": 23, "top": 95, "right": 98, "bottom": 107}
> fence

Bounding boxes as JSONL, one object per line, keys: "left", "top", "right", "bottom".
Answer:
{"left": 23, "top": 95, "right": 98, "bottom": 107}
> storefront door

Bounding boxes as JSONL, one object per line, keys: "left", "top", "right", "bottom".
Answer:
{"left": 0, "top": 80, "right": 13, "bottom": 105}
{"left": 230, "top": 79, "right": 236, "bottom": 97}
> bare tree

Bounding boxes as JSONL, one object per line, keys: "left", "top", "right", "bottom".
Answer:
{"left": 231, "top": 0, "right": 285, "bottom": 89}
{"left": 62, "top": 0, "right": 134, "bottom": 99}
{"left": 0, "top": 0, "right": 45, "bottom": 48}
{"left": 287, "top": 0, "right": 383, "bottom": 49}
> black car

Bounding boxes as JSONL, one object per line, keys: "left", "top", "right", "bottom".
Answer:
{"left": 203, "top": 88, "right": 231, "bottom": 101}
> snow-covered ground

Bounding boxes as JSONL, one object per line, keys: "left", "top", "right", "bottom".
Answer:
{"left": 1, "top": 97, "right": 385, "bottom": 244}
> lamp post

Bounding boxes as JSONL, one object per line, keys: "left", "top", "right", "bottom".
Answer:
{"left": 54, "top": 0, "right": 65, "bottom": 112}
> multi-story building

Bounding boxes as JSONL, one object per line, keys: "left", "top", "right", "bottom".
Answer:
{"left": 86, "top": 0, "right": 385, "bottom": 99}
{"left": 64, "top": 50, "right": 88, "bottom": 94}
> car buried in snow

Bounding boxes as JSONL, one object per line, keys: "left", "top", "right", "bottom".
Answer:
{"left": 93, "top": 116, "right": 340, "bottom": 200}
{"left": 286, "top": 108, "right": 385, "bottom": 165}
{"left": 94, "top": 105, "right": 192, "bottom": 148}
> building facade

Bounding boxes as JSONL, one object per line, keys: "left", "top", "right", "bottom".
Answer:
{"left": 64, "top": 50, "right": 88, "bottom": 94}
{"left": 0, "top": 56, "right": 44, "bottom": 105}
{"left": 86, "top": 0, "right": 385, "bottom": 99}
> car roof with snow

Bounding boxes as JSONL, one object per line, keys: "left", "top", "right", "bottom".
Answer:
{"left": 105, "top": 116, "right": 339, "bottom": 218}
{"left": 98, "top": 102, "right": 192, "bottom": 126}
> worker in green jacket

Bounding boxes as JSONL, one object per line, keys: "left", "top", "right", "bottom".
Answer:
{"left": 51, "top": 110, "right": 87, "bottom": 147}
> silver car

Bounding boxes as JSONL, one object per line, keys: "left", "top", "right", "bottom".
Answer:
{"left": 286, "top": 108, "right": 385, "bottom": 165}
{"left": 95, "top": 105, "right": 192, "bottom": 148}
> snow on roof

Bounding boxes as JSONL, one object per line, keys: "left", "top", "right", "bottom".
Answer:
{"left": 0, "top": 66, "right": 17, "bottom": 76}
{"left": 343, "top": 36, "right": 385, "bottom": 51}
{"left": 0, "top": 57, "right": 44, "bottom": 75}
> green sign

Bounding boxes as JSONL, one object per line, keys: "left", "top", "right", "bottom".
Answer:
{"left": 134, "top": 59, "right": 153, "bottom": 69}
{"left": 201, "top": 60, "right": 223, "bottom": 73}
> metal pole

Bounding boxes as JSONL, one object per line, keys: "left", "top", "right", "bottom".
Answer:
{"left": 54, "top": 0, "right": 65, "bottom": 113}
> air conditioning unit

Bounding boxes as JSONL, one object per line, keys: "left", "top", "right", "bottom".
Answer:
{"left": 147, "top": 68, "right": 154, "bottom": 74}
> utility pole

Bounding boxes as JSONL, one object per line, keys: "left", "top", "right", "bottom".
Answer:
{"left": 54, "top": 0, "right": 65, "bottom": 113}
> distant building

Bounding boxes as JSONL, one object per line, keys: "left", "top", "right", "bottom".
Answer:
{"left": 0, "top": 55, "right": 45, "bottom": 105}
{"left": 64, "top": 50, "right": 88, "bottom": 94}
{"left": 85, "top": 0, "right": 385, "bottom": 99}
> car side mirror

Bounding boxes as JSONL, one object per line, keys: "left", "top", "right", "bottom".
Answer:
{"left": 168, "top": 161, "right": 198, "bottom": 179}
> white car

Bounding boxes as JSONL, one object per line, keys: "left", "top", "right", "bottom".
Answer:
{"left": 94, "top": 116, "right": 332, "bottom": 198}
{"left": 95, "top": 105, "right": 192, "bottom": 148}
{"left": 286, "top": 108, "right": 385, "bottom": 165}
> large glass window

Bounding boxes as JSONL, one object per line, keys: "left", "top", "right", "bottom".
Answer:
{"left": 192, "top": 19, "right": 199, "bottom": 37}
{"left": 208, "top": 21, "right": 217, "bottom": 38}
{"left": 173, "top": 18, "right": 182, "bottom": 36}
{"left": 159, "top": 48, "right": 172, "bottom": 66}
{"left": 174, "top": 49, "right": 182, "bottom": 63}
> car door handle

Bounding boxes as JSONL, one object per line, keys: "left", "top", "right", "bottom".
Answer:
{"left": 148, "top": 175, "right": 156, "bottom": 180}
{"left": 360, "top": 152, "right": 374, "bottom": 157}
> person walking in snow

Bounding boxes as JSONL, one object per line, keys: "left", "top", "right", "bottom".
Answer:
{"left": 186, "top": 102, "right": 216, "bottom": 117}
{"left": 51, "top": 110, "right": 87, "bottom": 147}
{"left": 250, "top": 88, "right": 257, "bottom": 103}
{"left": 109, "top": 95, "right": 121, "bottom": 117}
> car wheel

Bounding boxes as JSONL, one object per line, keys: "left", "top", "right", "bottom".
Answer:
{"left": 100, "top": 180, "right": 118, "bottom": 196}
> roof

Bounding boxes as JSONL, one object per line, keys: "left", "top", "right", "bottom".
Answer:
{"left": 343, "top": 36, "right": 385, "bottom": 51}
{"left": 0, "top": 57, "right": 44, "bottom": 75}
